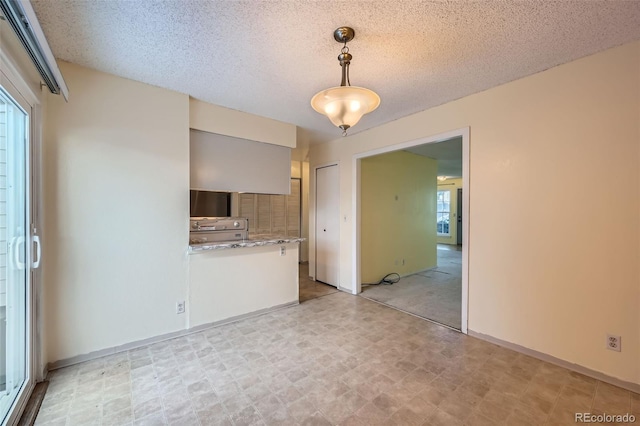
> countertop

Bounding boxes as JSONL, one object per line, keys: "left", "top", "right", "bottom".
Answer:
{"left": 189, "top": 235, "right": 305, "bottom": 253}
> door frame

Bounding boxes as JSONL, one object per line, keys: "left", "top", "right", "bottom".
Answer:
{"left": 352, "top": 127, "right": 470, "bottom": 333}
{"left": 457, "top": 188, "right": 463, "bottom": 246}
{"left": 310, "top": 162, "right": 339, "bottom": 284}
{"left": 290, "top": 177, "right": 302, "bottom": 261}
{"left": 0, "top": 76, "right": 35, "bottom": 426}
{"left": 0, "top": 44, "right": 42, "bottom": 425}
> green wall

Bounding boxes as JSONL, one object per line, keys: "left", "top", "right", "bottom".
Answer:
{"left": 361, "top": 151, "right": 437, "bottom": 283}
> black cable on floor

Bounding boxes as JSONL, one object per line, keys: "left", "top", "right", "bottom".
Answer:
{"left": 362, "top": 272, "right": 401, "bottom": 286}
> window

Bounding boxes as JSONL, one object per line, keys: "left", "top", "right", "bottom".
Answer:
{"left": 437, "top": 190, "right": 451, "bottom": 236}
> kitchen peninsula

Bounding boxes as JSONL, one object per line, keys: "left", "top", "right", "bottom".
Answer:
{"left": 186, "top": 99, "right": 305, "bottom": 331}
{"left": 188, "top": 234, "right": 305, "bottom": 329}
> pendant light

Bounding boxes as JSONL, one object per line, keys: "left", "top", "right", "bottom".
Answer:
{"left": 311, "top": 27, "right": 380, "bottom": 136}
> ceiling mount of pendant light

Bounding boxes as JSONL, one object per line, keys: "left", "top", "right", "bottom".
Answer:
{"left": 311, "top": 27, "right": 380, "bottom": 137}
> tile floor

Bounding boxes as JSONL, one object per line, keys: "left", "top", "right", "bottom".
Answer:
{"left": 35, "top": 291, "right": 639, "bottom": 426}
{"left": 298, "top": 263, "right": 339, "bottom": 303}
{"left": 361, "top": 245, "right": 462, "bottom": 329}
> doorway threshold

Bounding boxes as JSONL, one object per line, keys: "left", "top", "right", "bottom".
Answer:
{"left": 357, "top": 294, "right": 462, "bottom": 333}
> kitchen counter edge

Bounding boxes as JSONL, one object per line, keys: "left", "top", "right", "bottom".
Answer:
{"left": 189, "top": 236, "right": 306, "bottom": 253}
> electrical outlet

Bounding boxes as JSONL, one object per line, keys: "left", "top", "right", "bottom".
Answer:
{"left": 176, "top": 301, "right": 185, "bottom": 314}
{"left": 606, "top": 334, "right": 621, "bottom": 352}
{"left": 280, "top": 246, "right": 286, "bottom": 256}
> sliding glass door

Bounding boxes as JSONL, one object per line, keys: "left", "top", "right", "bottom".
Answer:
{"left": 0, "top": 84, "right": 31, "bottom": 425}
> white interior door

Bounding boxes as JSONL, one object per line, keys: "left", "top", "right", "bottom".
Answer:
{"left": 315, "top": 165, "right": 339, "bottom": 287}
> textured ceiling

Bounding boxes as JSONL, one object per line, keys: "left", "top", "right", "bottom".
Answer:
{"left": 31, "top": 1, "right": 640, "bottom": 144}
{"left": 406, "top": 137, "right": 462, "bottom": 178}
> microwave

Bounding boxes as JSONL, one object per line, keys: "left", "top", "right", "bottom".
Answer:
{"left": 190, "top": 190, "right": 231, "bottom": 217}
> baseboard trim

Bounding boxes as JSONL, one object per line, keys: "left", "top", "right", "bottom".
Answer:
{"left": 468, "top": 330, "right": 640, "bottom": 394}
{"left": 338, "top": 285, "right": 352, "bottom": 293}
{"left": 187, "top": 300, "right": 299, "bottom": 334}
{"left": 47, "top": 300, "right": 299, "bottom": 371}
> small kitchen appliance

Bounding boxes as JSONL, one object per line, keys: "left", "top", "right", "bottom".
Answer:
{"left": 189, "top": 217, "right": 248, "bottom": 245}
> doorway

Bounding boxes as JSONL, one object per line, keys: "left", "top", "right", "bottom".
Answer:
{"left": 353, "top": 128, "right": 469, "bottom": 333}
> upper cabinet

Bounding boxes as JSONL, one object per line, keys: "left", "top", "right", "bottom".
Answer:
{"left": 188, "top": 98, "right": 296, "bottom": 195}
{"left": 190, "top": 129, "right": 291, "bottom": 195}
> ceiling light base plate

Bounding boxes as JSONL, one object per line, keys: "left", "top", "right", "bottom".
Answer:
{"left": 334, "top": 27, "right": 355, "bottom": 44}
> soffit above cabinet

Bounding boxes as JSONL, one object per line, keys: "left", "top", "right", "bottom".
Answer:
{"left": 190, "top": 98, "right": 296, "bottom": 148}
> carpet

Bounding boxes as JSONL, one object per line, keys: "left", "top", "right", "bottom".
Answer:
{"left": 360, "top": 246, "right": 462, "bottom": 329}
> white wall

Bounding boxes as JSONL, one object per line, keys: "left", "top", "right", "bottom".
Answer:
{"left": 309, "top": 42, "right": 640, "bottom": 384}
{"left": 43, "top": 62, "right": 190, "bottom": 363}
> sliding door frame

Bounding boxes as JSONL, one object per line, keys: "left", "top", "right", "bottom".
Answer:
{"left": 1, "top": 44, "right": 43, "bottom": 426}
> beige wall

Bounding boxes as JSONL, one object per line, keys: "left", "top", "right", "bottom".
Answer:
{"left": 43, "top": 62, "right": 190, "bottom": 363}
{"left": 41, "top": 62, "right": 305, "bottom": 365}
{"left": 361, "top": 151, "right": 437, "bottom": 283}
{"left": 189, "top": 243, "right": 299, "bottom": 327}
{"left": 437, "top": 178, "right": 463, "bottom": 245}
{"left": 309, "top": 41, "right": 640, "bottom": 384}
{"left": 189, "top": 98, "right": 296, "bottom": 148}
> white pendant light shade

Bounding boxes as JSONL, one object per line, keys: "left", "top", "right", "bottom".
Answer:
{"left": 311, "top": 86, "right": 380, "bottom": 130}
{"left": 311, "top": 27, "right": 380, "bottom": 136}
